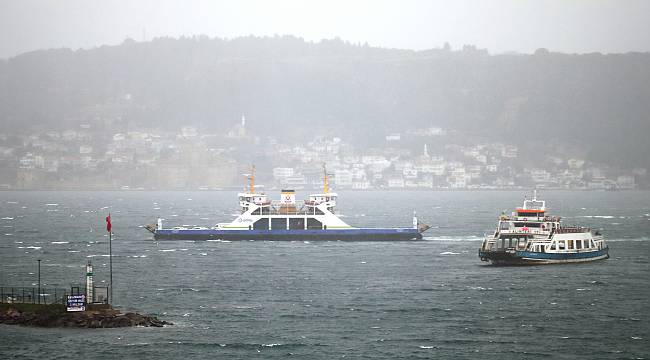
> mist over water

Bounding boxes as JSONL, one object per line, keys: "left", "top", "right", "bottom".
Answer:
{"left": 1, "top": 191, "right": 648, "bottom": 359}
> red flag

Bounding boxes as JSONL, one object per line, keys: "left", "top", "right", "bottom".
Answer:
{"left": 106, "top": 214, "right": 112, "bottom": 233}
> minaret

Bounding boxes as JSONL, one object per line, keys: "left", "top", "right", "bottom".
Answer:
{"left": 239, "top": 115, "right": 246, "bottom": 137}
{"left": 423, "top": 144, "right": 429, "bottom": 158}
{"left": 86, "top": 260, "right": 94, "bottom": 303}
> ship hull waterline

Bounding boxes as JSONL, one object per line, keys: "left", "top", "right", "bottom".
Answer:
{"left": 478, "top": 247, "right": 610, "bottom": 266}
{"left": 151, "top": 228, "right": 423, "bottom": 241}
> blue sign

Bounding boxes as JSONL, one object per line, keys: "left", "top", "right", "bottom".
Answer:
{"left": 66, "top": 294, "right": 86, "bottom": 312}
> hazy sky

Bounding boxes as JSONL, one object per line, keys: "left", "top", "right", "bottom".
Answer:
{"left": 1, "top": 0, "right": 649, "bottom": 59}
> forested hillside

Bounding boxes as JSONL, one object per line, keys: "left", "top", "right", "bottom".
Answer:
{"left": 1, "top": 35, "right": 649, "bottom": 168}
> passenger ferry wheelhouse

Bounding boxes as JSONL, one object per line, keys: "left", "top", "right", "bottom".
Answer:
{"left": 479, "top": 191, "right": 609, "bottom": 265}
{"left": 147, "top": 166, "right": 429, "bottom": 241}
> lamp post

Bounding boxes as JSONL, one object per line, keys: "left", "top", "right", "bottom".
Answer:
{"left": 37, "top": 259, "right": 41, "bottom": 304}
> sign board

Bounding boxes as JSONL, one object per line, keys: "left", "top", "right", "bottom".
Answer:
{"left": 66, "top": 294, "right": 86, "bottom": 312}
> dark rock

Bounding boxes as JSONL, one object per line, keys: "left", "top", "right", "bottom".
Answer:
{"left": 0, "top": 305, "right": 172, "bottom": 328}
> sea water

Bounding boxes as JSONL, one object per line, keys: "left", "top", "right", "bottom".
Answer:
{"left": 0, "top": 191, "right": 648, "bottom": 359}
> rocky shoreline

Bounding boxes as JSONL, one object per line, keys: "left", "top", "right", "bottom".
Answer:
{"left": 0, "top": 304, "right": 172, "bottom": 328}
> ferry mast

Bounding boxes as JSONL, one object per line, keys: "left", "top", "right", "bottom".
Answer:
{"left": 323, "top": 163, "right": 329, "bottom": 194}
{"left": 249, "top": 165, "right": 255, "bottom": 194}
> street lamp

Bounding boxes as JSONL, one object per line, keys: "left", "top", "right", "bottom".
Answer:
{"left": 37, "top": 259, "right": 41, "bottom": 304}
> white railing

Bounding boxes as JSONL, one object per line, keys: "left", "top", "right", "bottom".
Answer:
{"left": 500, "top": 229, "right": 551, "bottom": 236}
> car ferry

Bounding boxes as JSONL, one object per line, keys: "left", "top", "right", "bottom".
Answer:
{"left": 146, "top": 165, "right": 430, "bottom": 241}
{"left": 479, "top": 191, "right": 609, "bottom": 265}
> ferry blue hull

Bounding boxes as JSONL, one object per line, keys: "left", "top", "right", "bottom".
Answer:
{"left": 479, "top": 247, "right": 609, "bottom": 265}
{"left": 153, "top": 228, "right": 423, "bottom": 241}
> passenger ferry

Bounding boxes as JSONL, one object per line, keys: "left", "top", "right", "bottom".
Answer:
{"left": 146, "top": 165, "right": 430, "bottom": 241}
{"left": 479, "top": 191, "right": 609, "bottom": 265}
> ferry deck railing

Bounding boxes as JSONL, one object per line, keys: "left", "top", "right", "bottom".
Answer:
{"left": 253, "top": 201, "right": 332, "bottom": 216}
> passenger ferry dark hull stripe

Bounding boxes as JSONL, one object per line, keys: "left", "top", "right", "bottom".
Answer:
{"left": 154, "top": 228, "right": 422, "bottom": 241}
{"left": 479, "top": 247, "right": 609, "bottom": 265}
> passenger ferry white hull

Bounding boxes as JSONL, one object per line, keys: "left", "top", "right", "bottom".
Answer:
{"left": 479, "top": 247, "right": 609, "bottom": 266}
{"left": 479, "top": 191, "right": 609, "bottom": 266}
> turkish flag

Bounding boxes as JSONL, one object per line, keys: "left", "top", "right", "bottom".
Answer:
{"left": 106, "top": 214, "right": 112, "bottom": 233}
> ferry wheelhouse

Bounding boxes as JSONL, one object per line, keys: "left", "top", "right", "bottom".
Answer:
{"left": 147, "top": 165, "right": 430, "bottom": 241}
{"left": 479, "top": 191, "right": 609, "bottom": 265}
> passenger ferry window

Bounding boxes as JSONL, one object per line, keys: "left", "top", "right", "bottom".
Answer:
{"left": 568, "top": 240, "right": 573, "bottom": 249}
{"left": 518, "top": 212, "right": 538, "bottom": 218}
{"left": 514, "top": 222, "right": 542, "bottom": 228}
{"left": 550, "top": 243, "right": 556, "bottom": 250}
{"left": 576, "top": 240, "right": 582, "bottom": 249}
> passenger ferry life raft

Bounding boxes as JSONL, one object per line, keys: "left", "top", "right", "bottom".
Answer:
{"left": 146, "top": 165, "right": 430, "bottom": 241}
{"left": 479, "top": 191, "right": 609, "bottom": 265}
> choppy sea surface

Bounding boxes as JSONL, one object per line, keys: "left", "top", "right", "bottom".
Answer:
{"left": 0, "top": 190, "right": 648, "bottom": 359}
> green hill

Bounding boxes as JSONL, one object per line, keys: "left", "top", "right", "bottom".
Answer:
{"left": 1, "top": 35, "right": 649, "bottom": 168}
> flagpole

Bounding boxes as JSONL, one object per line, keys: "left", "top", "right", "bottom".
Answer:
{"left": 109, "top": 228, "right": 113, "bottom": 305}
